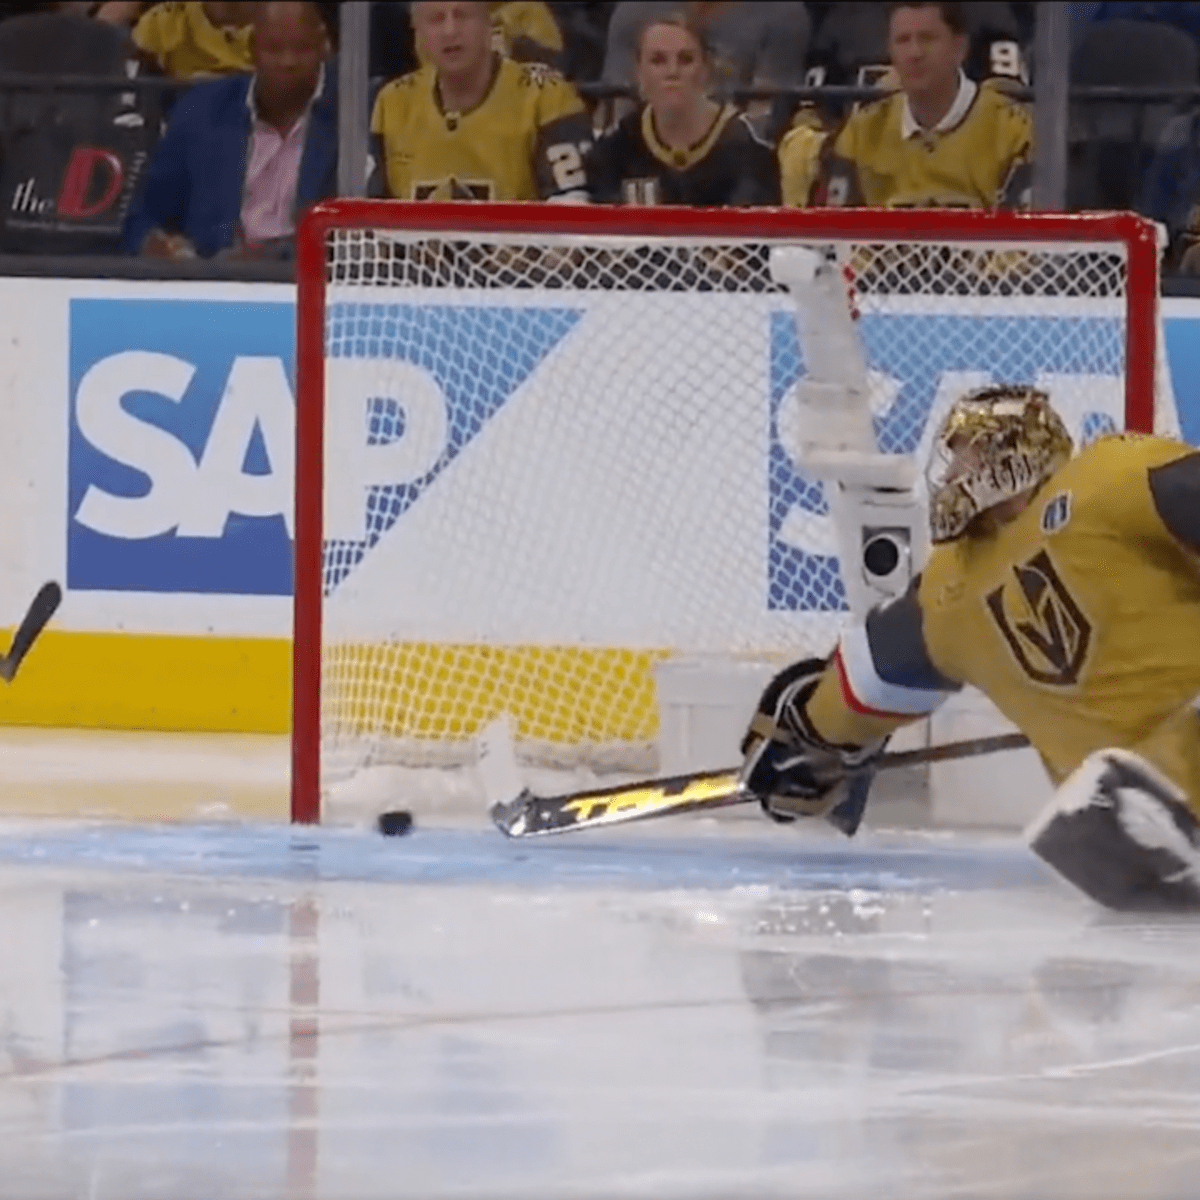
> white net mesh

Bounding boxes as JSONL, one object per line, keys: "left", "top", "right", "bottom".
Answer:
{"left": 313, "top": 224, "right": 1168, "bottom": 801}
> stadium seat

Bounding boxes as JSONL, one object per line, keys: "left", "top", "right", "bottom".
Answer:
{"left": 1071, "top": 17, "right": 1198, "bottom": 142}
{"left": 1069, "top": 18, "right": 1198, "bottom": 210}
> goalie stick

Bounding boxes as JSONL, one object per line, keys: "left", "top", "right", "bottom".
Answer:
{"left": 0, "top": 581, "right": 61, "bottom": 683}
{"left": 482, "top": 725, "right": 1030, "bottom": 839}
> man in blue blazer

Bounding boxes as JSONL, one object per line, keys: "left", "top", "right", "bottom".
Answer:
{"left": 124, "top": 1, "right": 336, "bottom": 260}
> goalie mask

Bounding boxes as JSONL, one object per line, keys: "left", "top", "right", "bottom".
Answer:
{"left": 926, "top": 385, "right": 1073, "bottom": 544}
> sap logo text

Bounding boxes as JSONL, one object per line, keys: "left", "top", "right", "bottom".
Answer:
{"left": 74, "top": 350, "right": 295, "bottom": 541}
{"left": 69, "top": 298, "right": 298, "bottom": 595}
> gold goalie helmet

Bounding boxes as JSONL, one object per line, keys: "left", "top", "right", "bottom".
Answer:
{"left": 926, "top": 385, "right": 1073, "bottom": 544}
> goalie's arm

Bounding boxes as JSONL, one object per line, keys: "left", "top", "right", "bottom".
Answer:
{"left": 806, "top": 572, "right": 963, "bottom": 748}
{"left": 740, "top": 575, "right": 961, "bottom": 828}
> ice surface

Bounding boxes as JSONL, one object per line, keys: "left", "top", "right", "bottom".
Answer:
{"left": 2, "top": 814, "right": 1200, "bottom": 1199}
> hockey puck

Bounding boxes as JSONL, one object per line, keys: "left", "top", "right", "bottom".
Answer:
{"left": 377, "top": 809, "right": 414, "bottom": 837}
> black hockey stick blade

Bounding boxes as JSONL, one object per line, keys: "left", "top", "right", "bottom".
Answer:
{"left": 0, "top": 581, "right": 62, "bottom": 683}
{"left": 488, "top": 728, "right": 1031, "bottom": 839}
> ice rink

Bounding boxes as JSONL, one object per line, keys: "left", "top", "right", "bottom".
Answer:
{"left": 2, "top": 731, "right": 1200, "bottom": 1199}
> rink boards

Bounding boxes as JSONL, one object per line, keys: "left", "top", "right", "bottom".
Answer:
{"left": 0, "top": 275, "right": 1197, "bottom": 734}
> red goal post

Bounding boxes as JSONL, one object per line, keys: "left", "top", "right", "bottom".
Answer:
{"left": 291, "top": 203, "right": 1166, "bottom": 824}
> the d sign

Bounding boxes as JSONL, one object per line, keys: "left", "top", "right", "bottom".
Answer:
{"left": 57, "top": 146, "right": 123, "bottom": 218}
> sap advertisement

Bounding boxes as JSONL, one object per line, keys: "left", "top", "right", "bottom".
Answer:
{"left": 61, "top": 287, "right": 1200, "bottom": 623}
{"left": 69, "top": 298, "right": 297, "bottom": 596}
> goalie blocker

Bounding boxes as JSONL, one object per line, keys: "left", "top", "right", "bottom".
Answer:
{"left": 739, "top": 655, "right": 887, "bottom": 833}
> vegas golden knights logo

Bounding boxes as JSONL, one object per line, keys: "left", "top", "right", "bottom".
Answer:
{"left": 985, "top": 549, "right": 1092, "bottom": 685}
{"left": 413, "top": 178, "right": 495, "bottom": 200}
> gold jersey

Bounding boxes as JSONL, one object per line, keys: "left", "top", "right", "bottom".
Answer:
{"left": 778, "top": 108, "right": 826, "bottom": 207}
{"left": 807, "top": 434, "right": 1200, "bottom": 806}
{"left": 815, "top": 76, "right": 1032, "bottom": 209}
{"left": 370, "top": 56, "right": 591, "bottom": 202}
{"left": 132, "top": 1, "right": 253, "bottom": 78}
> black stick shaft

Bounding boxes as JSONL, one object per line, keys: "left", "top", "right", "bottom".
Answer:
{"left": 0, "top": 581, "right": 62, "bottom": 683}
{"left": 878, "top": 730, "right": 1030, "bottom": 770}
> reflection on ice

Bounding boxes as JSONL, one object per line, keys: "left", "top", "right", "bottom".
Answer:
{"left": 1, "top": 820, "right": 1199, "bottom": 1198}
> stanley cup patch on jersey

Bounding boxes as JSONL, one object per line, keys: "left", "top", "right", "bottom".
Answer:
{"left": 1040, "top": 491, "right": 1072, "bottom": 534}
{"left": 985, "top": 548, "right": 1093, "bottom": 686}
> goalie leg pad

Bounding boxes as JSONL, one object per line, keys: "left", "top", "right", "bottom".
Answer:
{"left": 1025, "top": 749, "right": 1200, "bottom": 912}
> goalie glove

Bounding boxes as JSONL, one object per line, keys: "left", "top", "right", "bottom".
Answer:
{"left": 740, "top": 656, "right": 887, "bottom": 830}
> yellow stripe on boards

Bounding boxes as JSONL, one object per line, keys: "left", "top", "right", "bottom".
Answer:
{"left": 0, "top": 633, "right": 668, "bottom": 743}
{"left": 0, "top": 631, "right": 293, "bottom": 732}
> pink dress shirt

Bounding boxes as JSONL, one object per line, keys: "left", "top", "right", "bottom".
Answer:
{"left": 240, "top": 68, "right": 324, "bottom": 244}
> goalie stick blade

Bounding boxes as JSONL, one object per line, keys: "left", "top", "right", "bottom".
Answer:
{"left": 489, "top": 769, "right": 750, "bottom": 838}
{"left": 0, "top": 581, "right": 61, "bottom": 683}
{"left": 489, "top": 789, "right": 539, "bottom": 837}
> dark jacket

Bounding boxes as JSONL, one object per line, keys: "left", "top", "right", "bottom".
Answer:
{"left": 586, "top": 104, "right": 781, "bottom": 207}
{"left": 122, "top": 64, "right": 338, "bottom": 258}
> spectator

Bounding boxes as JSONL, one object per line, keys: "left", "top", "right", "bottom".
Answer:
{"left": 601, "top": 2, "right": 809, "bottom": 138}
{"left": 132, "top": 1, "right": 257, "bottom": 77}
{"left": 807, "top": 1, "right": 1027, "bottom": 90}
{"left": 370, "top": 0, "right": 591, "bottom": 201}
{"left": 586, "top": 10, "right": 779, "bottom": 205}
{"left": 778, "top": 63, "right": 905, "bottom": 208}
{"left": 414, "top": 1, "right": 566, "bottom": 70}
{"left": 123, "top": 0, "right": 335, "bottom": 258}
{"left": 1142, "top": 111, "right": 1200, "bottom": 273}
{"left": 602, "top": 2, "right": 810, "bottom": 96}
{"left": 812, "top": 1, "right": 1032, "bottom": 209}
{"left": 778, "top": 107, "right": 829, "bottom": 206}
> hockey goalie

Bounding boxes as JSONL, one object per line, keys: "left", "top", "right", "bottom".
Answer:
{"left": 742, "top": 383, "right": 1200, "bottom": 913}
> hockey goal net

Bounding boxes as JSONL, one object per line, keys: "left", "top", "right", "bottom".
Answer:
{"left": 292, "top": 203, "right": 1168, "bottom": 823}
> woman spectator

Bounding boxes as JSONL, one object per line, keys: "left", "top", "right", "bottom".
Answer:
{"left": 586, "top": 10, "right": 779, "bottom": 206}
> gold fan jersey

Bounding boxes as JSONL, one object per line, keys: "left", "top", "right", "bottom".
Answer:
{"left": 779, "top": 69, "right": 896, "bottom": 208}
{"left": 369, "top": 56, "right": 591, "bottom": 201}
{"left": 805, "top": 434, "right": 1200, "bottom": 809}
{"left": 587, "top": 103, "right": 780, "bottom": 206}
{"left": 132, "top": 1, "right": 253, "bottom": 78}
{"left": 778, "top": 107, "right": 827, "bottom": 207}
{"left": 814, "top": 74, "right": 1032, "bottom": 209}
